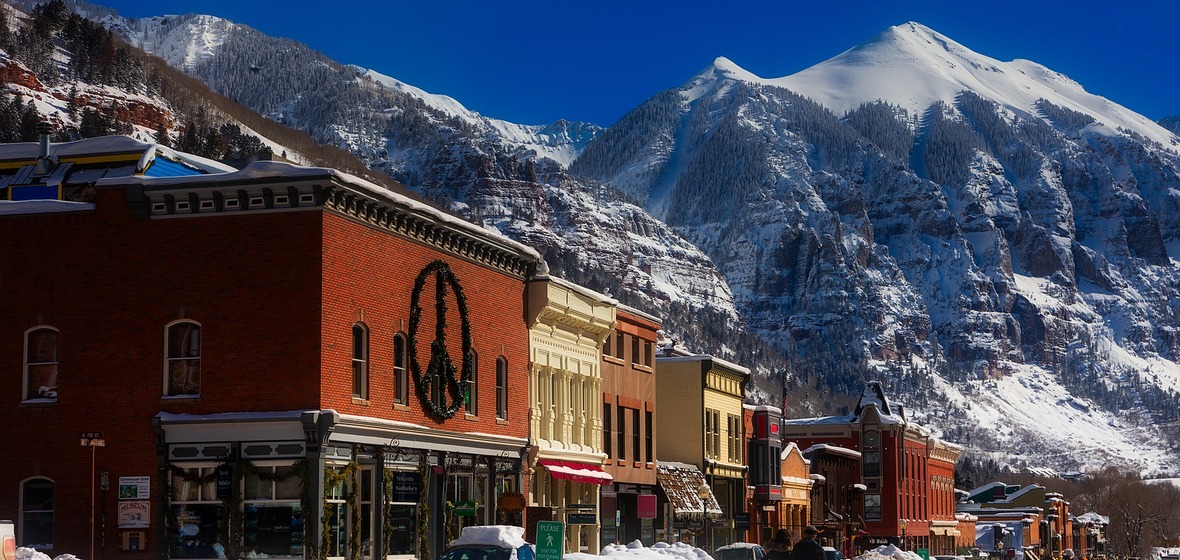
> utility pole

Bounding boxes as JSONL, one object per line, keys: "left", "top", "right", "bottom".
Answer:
{"left": 82, "top": 432, "right": 106, "bottom": 560}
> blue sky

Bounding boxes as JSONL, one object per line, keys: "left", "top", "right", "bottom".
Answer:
{"left": 102, "top": 0, "right": 1179, "bottom": 127}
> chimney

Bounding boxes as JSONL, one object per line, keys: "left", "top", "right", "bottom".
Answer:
{"left": 33, "top": 121, "right": 57, "bottom": 175}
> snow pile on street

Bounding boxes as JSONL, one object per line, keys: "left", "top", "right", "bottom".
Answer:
{"left": 16, "top": 548, "right": 82, "bottom": 560}
{"left": 568, "top": 540, "right": 713, "bottom": 560}
{"left": 853, "top": 545, "right": 922, "bottom": 560}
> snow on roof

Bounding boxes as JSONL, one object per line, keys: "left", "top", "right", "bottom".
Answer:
{"left": 0, "top": 200, "right": 94, "bottom": 215}
{"left": 801, "top": 443, "right": 862, "bottom": 459}
{"left": 537, "top": 274, "right": 618, "bottom": 305}
{"left": 716, "top": 543, "right": 764, "bottom": 550}
{"left": 656, "top": 354, "right": 750, "bottom": 375}
{"left": 449, "top": 525, "right": 528, "bottom": 549}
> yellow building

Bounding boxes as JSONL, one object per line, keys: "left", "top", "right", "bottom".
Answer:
{"left": 656, "top": 352, "right": 750, "bottom": 551}
{"left": 526, "top": 272, "right": 615, "bottom": 553}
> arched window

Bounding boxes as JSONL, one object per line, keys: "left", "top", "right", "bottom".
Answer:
{"left": 393, "top": 333, "right": 407, "bottom": 404}
{"left": 24, "top": 327, "right": 58, "bottom": 401}
{"left": 165, "top": 321, "right": 201, "bottom": 397}
{"left": 352, "top": 323, "right": 368, "bottom": 400}
{"left": 465, "top": 350, "right": 478, "bottom": 415}
{"left": 496, "top": 357, "right": 508, "bottom": 420}
{"left": 20, "top": 477, "right": 54, "bottom": 549}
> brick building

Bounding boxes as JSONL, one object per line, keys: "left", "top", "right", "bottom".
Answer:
{"left": 781, "top": 382, "right": 961, "bottom": 553}
{"left": 0, "top": 136, "right": 542, "bottom": 560}
{"left": 599, "top": 305, "right": 661, "bottom": 548}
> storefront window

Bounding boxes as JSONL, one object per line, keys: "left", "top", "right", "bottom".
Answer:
{"left": 243, "top": 465, "right": 304, "bottom": 558}
{"left": 170, "top": 465, "right": 224, "bottom": 559}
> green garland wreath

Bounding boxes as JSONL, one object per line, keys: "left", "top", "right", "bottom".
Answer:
{"left": 321, "top": 461, "right": 361, "bottom": 560}
{"left": 408, "top": 260, "right": 474, "bottom": 419}
{"left": 416, "top": 461, "right": 431, "bottom": 560}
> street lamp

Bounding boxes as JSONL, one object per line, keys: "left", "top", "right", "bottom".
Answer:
{"left": 698, "top": 480, "right": 711, "bottom": 552}
{"left": 900, "top": 519, "right": 907, "bottom": 550}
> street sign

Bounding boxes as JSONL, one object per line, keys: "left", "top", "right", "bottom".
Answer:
{"left": 453, "top": 501, "right": 477, "bottom": 517}
{"left": 535, "top": 521, "right": 564, "bottom": 560}
{"left": 81, "top": 432, "right": 105, "bottom": 446}
{"left": 567, "top": 512, "right": 596, "bottom": 525}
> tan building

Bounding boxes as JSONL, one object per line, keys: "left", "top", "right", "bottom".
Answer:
{"left": 656, "top": 352, "right": 750, "bottom": 551}
{"left": 526, "top": 272, "right": 615, "bottom": 554}
{"left": 780, "top": 442, "right": 814, "bottom": 540}
{"left": 600, "top": 305, "right": 662, "bottom": 547}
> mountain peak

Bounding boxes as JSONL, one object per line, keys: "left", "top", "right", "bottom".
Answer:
{"left": 681, "top": 56, "right": 763, "bottom": 103}
{"left": 772, "top": 22, "right": 1178, "bottom": 148}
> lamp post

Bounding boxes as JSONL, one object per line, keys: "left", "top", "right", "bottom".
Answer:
{"left": 900, "top": 519, "right": 907, "bottom": 550}
{"left": 698, "top": 480, "right": 711, "bottom": 553}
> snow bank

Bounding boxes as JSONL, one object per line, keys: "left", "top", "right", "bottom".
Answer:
{"left": 16, "top": 548, "right": 82, "bottom": 560}
{"left": 574, "top": 541, "right": 712, "bottom": 560}
{"left": 853, "top": 545, "right": 922, "bottom": 560}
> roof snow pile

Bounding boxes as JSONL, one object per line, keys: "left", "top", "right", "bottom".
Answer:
{"left": 854, "top": 545, "right": 922, "bottom": 560}
{"left": 450, "top": 525, "right": 528, "bottom": 549}
{"left": 567, "top": 540, "right": 712, "bottom": 560}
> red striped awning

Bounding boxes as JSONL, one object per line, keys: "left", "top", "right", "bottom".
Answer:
{"left": 538, "top": 459, "right": 613, "bottom": 485}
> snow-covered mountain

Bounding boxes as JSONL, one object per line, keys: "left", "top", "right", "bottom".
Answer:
{"left": 575, "top": 23, "right": 1180, "bottom": 473}
{"left": 30, "top": 3, "right": 1180, "bottom": 474}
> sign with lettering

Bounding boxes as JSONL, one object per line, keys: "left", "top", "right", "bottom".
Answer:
{"left": 118, "top": 501, "right": 150, "bottom": 528}
{"left": 118, "top": 476, "right": 150, "bottom": 500}
{"left": 392, "top": 472, "right": 421, "bottom": 503}
{"left": 453, "top": 501, "right": 477, "bottom": 517}
{"left": 567, "top": 512, "right": 597, "bottom": 525}
{"left": 637, "top": 494, "right": 657, "bottom": 519}
{"left": 535, "top": 521, "right": 564, "bottom": 560}
{"left": 216, "top": 464, "right": 234, "bottom": 499}
{"left": 497, "top": 491, "right": 526, "bottom": 513}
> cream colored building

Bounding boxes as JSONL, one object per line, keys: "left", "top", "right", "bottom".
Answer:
{"left": 655, "top": 353, "right": 749, "bottom": 551}
{"left": 527, "top": 273, "right": 615, "bottom": 554}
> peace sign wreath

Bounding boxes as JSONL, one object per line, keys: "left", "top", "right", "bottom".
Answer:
{"left": 408, "top": 260, "right": 474, "bottom": 419}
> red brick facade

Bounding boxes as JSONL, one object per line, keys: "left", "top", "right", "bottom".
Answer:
{"left": 0, "top": 150, "right": 539, "bottom": 560}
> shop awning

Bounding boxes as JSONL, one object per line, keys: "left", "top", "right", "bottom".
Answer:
{"left": 538, "top": 460, "right": 613, "bottom": 485}
{"left": 656, "top": 461, "right": 722, "bottom": 517}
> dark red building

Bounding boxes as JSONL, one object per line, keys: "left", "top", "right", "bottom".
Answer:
{"left": 781, "top": 382, "right": 961, "bottom": 553}
{"left": 0, "top": 136, "right": 542, "bottom": 560}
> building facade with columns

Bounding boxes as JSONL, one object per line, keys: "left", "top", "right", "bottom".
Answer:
{"left": 526, "top": 275, "right": 614, "bottom": 554}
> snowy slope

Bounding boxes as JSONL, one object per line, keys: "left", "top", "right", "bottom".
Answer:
{"left": 353, "top": 67, "right": 599, "bottom": 167}
{"left": 109, "top": 13, "right": 236, "bottom": 70}
{"left": 762, "top": 22, "right": 1178, "bottom": 150}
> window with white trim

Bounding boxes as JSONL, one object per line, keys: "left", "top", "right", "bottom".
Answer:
{"left": 352, "top": 323, "right": 368, "bottom": 400}
{"left": 166, "top": 321, "right": 201, "bottom": 397}
{"left": 465, "top": 350, "right": 478, "bottom": 415}
{"left": 24, "top": 327, "right": 58, "bottom": 401}
{"left": 495, "top": 357, "right": 508, "bottom": 420}
{"left": 393, "top": 334, "right": 408, "bottom": 404}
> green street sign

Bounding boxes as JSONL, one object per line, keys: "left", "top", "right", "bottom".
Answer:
{"left": 535, "top": 521, "right": 564, "bottom": 560}
{"left": 918, "top": 549, "right": 930, "bottom": 560}
{"left": 453, "top": 501, "right": 477, "bottom": 517}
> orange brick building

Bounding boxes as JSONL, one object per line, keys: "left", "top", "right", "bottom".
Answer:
{"left": 0, "top": 136, "right": 542, "bottom": 560}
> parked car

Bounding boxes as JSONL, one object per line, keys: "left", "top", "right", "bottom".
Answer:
{"left": 0, "top": 520, "right": 14, "bottom": 560}
{"left": 823, "top": 546, "right": 844, "bottom": 560}
{"left": 437, "top": 526, "right": 535, "bottom": 560}
{"left": 715, "top": 543, "right": 767, "bottom": 560}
